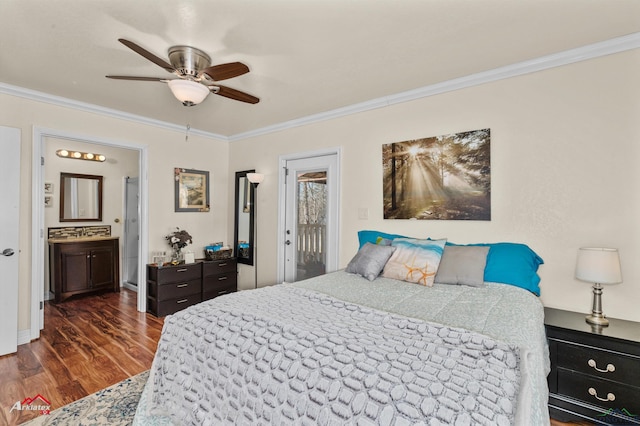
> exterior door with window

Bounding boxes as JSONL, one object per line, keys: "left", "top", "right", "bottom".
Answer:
{"left": 281, "top": 153, "right": 339, "bottom": 283}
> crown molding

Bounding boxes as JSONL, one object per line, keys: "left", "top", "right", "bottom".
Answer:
{"left": 229, "top": 32, "right": 640, "bottom": 141}
{"left": 0, "top": 83, "right": 228, "bottom": 141}
{"left": 1, "top": 32, "right": 638, "bottom": 142}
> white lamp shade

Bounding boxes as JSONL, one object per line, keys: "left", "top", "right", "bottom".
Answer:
{"left": 167, "top": 79, "right": 209, "bottom": 105}
{"left": 247, "top": 173, "right": 265, "bottom": 184}
{"left": 575, "top": 247, "right": 622, "bottom": 284}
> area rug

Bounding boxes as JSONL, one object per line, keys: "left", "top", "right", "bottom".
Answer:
{"left": 20, "top": 371, "right": 148, "bottom": 426}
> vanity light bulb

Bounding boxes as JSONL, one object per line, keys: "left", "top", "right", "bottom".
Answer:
{"left": 85, "top": 153, "right": 94, "bottom": 160}
{"left": 58, "top": 150, "right": 69, "bottom": 157}
{"left": 72, "top": 151, "right": 81, "bottom": 159}
{"left": 97, "top": 155, "right": 106, "bottom": 162}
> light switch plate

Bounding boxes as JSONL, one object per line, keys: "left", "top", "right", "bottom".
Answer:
{"left": 358, "top": 207, "right": 369, "bottom": 220}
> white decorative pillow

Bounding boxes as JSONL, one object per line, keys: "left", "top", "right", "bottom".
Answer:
{"left": 345, "top": 243, "right": 396, "bottom": 281}
{"left": 382, "top": 238, "right": 447, "bottom": 286}
{"left": 434, "top": 245, "right": 490, "bottom": 287}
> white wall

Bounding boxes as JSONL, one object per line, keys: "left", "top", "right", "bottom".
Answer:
{"left": 0, "top": 94, "right": 230, "bottom": 332}
{"left": 229, "top": 49, "right": 640, "bottom": 321}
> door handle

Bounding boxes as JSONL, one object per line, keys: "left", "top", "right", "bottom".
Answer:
{"left": 285, "top": 240, "right": 291, "bottom": 245}
{"left": 2, "top": 248, "right": 15, "bottom": 257}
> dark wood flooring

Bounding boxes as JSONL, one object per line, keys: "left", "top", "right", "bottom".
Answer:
{"left": 0, "top": 289, "right": 163, "bottom": 426}
{"left": 0, "top": 288, "right": 587, "bottom": 426}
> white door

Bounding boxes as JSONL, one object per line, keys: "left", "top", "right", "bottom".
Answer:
{"left": 281, "top": 153, "right": 339, "bottom": 282}
{"left": 0, "top": 126, "right": 20, "bottom": 355}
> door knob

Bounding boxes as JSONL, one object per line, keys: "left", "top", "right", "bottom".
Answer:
{"left": 285, "top": 240, "right": 291, "bottom": 245}
{"left": 2, "top": 248, "right": 15, "bottom": 257}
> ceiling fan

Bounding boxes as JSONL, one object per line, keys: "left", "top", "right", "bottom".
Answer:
{"left": 106, "top": 39, "right": 259, "bottom": 106}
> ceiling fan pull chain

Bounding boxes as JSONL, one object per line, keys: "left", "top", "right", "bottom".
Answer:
{"left": 185, "top": 124, "right": 191, "bottom": 142}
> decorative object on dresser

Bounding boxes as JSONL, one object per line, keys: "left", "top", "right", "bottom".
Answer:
{"left": 575, "top": 247, "right": 623, "bottom": 326}
{"left": 146, "top": 258, "right": 237, "bottom": 317}
{"left": 49, "top": 237, "right": 120, "bottom": 303}
{"left": 545, "top": 307, "right": 640, "bottom": 425}
{"left": 165, "top": 227, "right": 192, "bottom": 264}
{"left": 246, "top": 172, "right": 264, "bottom": 288}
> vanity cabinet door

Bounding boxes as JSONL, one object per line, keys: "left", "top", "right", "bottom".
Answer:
{"left": 90, "top": 246, "right": 115, "bottom": 289}
{"left": 60, "top": 250, "right": 90, "bottom": 292}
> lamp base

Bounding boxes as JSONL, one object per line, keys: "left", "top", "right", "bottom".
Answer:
{"left": 586, "top": 313, "right": 609, "bottom": 327}
{"left": 586, "top": 282, "right": 610, "bottom": 327}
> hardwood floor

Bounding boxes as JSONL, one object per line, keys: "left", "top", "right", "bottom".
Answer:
{"left": 0, "top": 289, "right": 163, "bottom": 426}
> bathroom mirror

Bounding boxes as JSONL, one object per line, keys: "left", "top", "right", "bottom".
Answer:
{"left": 234, "top": 170, "right": 255, "bottom": 265}
{"left": 59, "top": 172, "right": 103, "bottom": 222}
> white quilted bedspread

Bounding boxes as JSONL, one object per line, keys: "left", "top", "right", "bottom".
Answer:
{"left": 142, "top": 285, "right": 521, "bottom": 426}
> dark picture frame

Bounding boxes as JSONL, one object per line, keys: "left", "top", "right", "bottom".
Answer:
{"left": 174, "top": 168, "right": 210, "bottom": 212}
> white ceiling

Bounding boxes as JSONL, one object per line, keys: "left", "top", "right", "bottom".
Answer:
{"left": 1, "top": 0, "right": 639, "bottom": 138}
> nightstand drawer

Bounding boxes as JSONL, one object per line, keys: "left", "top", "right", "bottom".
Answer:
{"left": 155, "top": 278, "right": 201, "bottom": 301}
{"left": 557, "top": 341, "right": 640, "bottom": 385}
{"left": 558, "top": 369, "right": 640, "bottom": 413}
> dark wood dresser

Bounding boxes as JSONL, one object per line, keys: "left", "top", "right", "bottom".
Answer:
{"left": 147, "top": 258, "right": 237, "bottom": 317}
{"left": 545, "top": 307, "right": 640, "bottom": 424}
{"left": 49, "top": 237, "right": 120, "bottom": 303}
{"left": 202, "top": 258, "right": 237, "bottom": 301}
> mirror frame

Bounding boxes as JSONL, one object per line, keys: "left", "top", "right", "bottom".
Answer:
{"left": 59, "top": 172, "right": 104, "bottom": 222}
{"left": 234, "top": 169, "right": 255, "bottom": 265}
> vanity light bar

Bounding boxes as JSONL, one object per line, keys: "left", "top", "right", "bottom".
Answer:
{"left": 56, "top": 149, "right": 106, "bottom": 162}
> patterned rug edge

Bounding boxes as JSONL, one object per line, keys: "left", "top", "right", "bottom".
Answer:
{"left": 19, "top": 371, "right": 149, "bottom": 426}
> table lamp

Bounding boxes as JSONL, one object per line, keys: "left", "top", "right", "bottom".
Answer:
{"left": 575, "top": 247, "right": 622, "bottom": 326}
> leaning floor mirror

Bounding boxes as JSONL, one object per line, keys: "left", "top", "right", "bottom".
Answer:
{"left": 234, "top": 170, "right": 255, "bottom": 265}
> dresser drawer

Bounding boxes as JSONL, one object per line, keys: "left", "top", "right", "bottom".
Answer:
{"left": 203, "top": 284, "right": 236, "bottom": 301}
{"left": 152, "top": 294, "right": 202, "bottom": 317}
{"left": 556, "top": 341, "right": 640, "bottom": 385}
{"left": 150, "top": 278, "right": 201, "bottom": 301}
{"left": 558, "top": 368, "right": 640, "bottom": 414}
{"left": 202, "top": 259, "right": 236, "bottom": 277}
{"left": 150, "top": 264, "right": 201, "bottom": 284}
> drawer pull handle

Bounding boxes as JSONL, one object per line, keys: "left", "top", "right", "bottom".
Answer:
{"left": 176, "top": 283, "right": 188, "bottom": 288}
{"left": 588, "top": 359, "right": 615, "bottom": 373}
{"left": 218, "top": 290, "right": 230, "bottom": 295}
{"left": 177, "top": 268, "right": 188, "bottom": 272}
{"left": 218, "top": 276, "right": 228, "bottom": 281}
{"left": 218, "top": 263, "right": 227, "bottom": 267}
{"left": 588, "top": 387, "right": 615, "bottom": 402}
{"left": 176, "top": 299, "right": 188, "bottom": 304}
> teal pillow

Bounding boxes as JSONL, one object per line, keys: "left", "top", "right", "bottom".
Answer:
{"left": 448, "top": 242, "right": 544, "bottom": 295}
{"left": 357, "top": 230, "right": 410, "bottom": 249}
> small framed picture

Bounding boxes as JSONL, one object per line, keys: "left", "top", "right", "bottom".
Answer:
{"left": 174, "top": 168, "right": 210, "bottom": 212}
{"left": 44, "top": 195, "right": 53, "bottom": 207}
{"left": 44, "top": 182, "right": 54, "bottom": 194}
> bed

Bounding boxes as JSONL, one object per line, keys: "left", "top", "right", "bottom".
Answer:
{"left": 134, "top": 235, "right": 549, "bottom": 425}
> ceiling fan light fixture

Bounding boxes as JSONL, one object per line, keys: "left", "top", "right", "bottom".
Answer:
{"left": 168, "top": 79, "right": 209, "bottom": 106}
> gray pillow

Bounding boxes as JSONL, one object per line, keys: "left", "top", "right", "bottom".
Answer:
{"left": 434, "top": 245, "right": 490, "bottom": 287}
{"left": 345, "top": 243, "right": 396, "bottom": 281}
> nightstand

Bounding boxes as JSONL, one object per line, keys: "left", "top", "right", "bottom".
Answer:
{"left": 545, "top": 307, "right": 640, "bottom": 424}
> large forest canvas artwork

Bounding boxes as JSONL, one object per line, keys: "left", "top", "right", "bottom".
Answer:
{"left": 383, "top": 129, "right": 491, "bottom": 220}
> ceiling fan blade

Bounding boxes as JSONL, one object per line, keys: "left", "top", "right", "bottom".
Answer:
{"left": 212, "top": 85, "right": 259, "bottom": 104}
{"left": 106, "top": 75, "right": 167, "bottom": 82}
{"left": 202, "top": 62, "right": 249, "bottom": 81}
{"left": 118, "top": 38, "right": 175, "bottom": 72}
